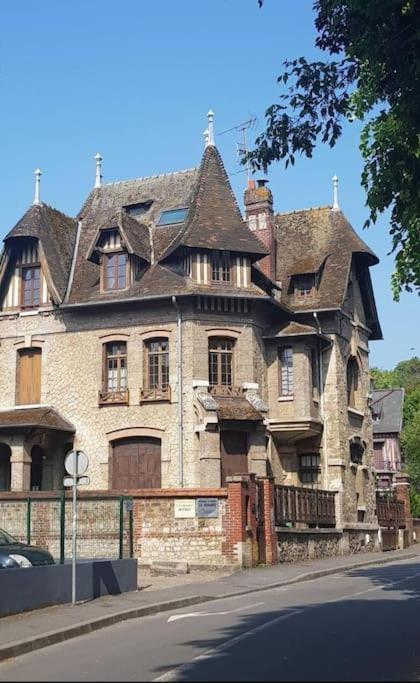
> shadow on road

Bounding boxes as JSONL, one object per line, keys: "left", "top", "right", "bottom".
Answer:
{"left": 152, "top": 560, "right": 420, "bottom": 682}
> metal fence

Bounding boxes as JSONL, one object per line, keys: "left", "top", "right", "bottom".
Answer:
{"left": 274, "top": 485, "right": 336, "bottom": 528}
{"left": 376, "top": 496, "right": 405, "bottom": 529}
{"left": 0, "top": 494, "right": 134, "bottom": 563}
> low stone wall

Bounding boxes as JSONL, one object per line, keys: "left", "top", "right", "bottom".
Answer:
{"left": 277, "top": 526, "right": 380, "bottom": 563}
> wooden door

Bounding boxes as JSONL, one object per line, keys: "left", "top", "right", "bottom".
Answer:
{"left": 16, "top": 348, "right": 41, "bottom": 405}
{"left": 111, "top": 437, "right": 161, "bottom": 489}
{"left": 220, "top": 431, "right": 248, "bottom": 486}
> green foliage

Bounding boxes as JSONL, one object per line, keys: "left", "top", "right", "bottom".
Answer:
{"left": 249, "top": 1, "right": 420, "bottom": 298}
{"left": 409, "top": 488, "right": 420, "bottom": 518}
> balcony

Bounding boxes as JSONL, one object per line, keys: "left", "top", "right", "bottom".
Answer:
{"left": 98, "top": 389, "right": 129, "bottom": 406}
{"left": 274, "top": 485, "right": 336, "bottom": 528}
{"left": 140, "top": 386, "right": 171, "bottom": 403}
{"left": 209, "top": 385, "right": 242, "bottom": 397}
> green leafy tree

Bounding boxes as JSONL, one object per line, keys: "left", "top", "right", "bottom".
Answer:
{"left": 250, "top": 1, "right": 420, "bottom": 298}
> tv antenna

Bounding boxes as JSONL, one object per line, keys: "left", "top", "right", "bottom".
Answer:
{"left": 219, "top": 116, "right": 257, "bottom": 182}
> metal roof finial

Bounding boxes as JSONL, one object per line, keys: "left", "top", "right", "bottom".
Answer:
{"left": 33, "top": 168, "right": 42, "bottom": 206}
{"left": 332, "top": 175, "right": 340, "bottom": 211}
{"left": 94, "top": 152, "right": 103, "bottom": 188}
{"left": 207, "top": 109, "right": 215, "bottom": 146}
{"left": 203, "top": 128, "right": 210, "bottom": 147}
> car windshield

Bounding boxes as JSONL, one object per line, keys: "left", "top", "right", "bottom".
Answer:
{"left": 0, "top": 528, "right": 18, "bottom": 545}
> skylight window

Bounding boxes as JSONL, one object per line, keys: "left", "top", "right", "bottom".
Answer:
{"left": 157, "top": 208, "right": 188, "bottom": 226}
{"left": 124, "top": 201, "right": 153, "bottom": 217}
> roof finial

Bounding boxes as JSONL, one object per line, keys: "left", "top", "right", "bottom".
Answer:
{"left": 207, "top": 109, "right": 215, "bottom": 146}
{"left": 33, "top": 168, "right": 42, "bottom": 206}
{"left": 332, "top": 174, "right": 340, "bottom": 211}
{"left": 203, "top": 128, "right": 210, "bottom": 147}
{"left": 94, "top": 152, "right": 103, "bottom": 188}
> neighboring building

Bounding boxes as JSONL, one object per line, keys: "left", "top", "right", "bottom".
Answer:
{"left": 371, "top": 388, "right": 404, "bottom": 490}
{"left": 0, "top": 114, "right": 382, "bottom": 529}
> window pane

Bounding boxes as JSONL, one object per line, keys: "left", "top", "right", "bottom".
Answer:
{"left": 279, "top": 347, "right": 293, "bottom": 396}
{"left": 157, "top": 208, "right": 188, "bottom": 226}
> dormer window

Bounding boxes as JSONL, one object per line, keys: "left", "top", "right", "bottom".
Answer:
{"left": 211, "top": 251, "right": 231, "bottom": 283}
{"left": 104, "top": 252, "right": 128, "bottom": 291}
{"left": 124, "top": 201, "right": 153, "bottom": 217}
{"left": 157, "top": 208, "right": 188, "bottom": 226}
{"left": 293, "top": 274, "right": 316, "bottom": 300}
{"left": 21, "top": 265, "right": 41, "bottom": 309}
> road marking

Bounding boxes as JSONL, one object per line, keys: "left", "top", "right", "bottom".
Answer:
{"left": 167, "top": 601, "right": 265, "bottom": 623}
{"left": 154, "top": 568, "right": 420, "bottom": 682}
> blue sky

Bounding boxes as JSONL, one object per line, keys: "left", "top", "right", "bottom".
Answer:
{"left": 0, "top": 0, "right": 418, "bottom": 368}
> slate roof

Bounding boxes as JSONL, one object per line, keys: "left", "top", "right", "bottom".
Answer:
{"left": 0, "top": 407, "right": 75, "bottom": 432}
{"left": 4, "top": 204, "right": 77, "bottom": 303}
{"left": 215, "top": 397, "right": 263, "bottom": 421}
{"left": 68, "top": 169, "right": 197, "bottom": 304}
{"left": 371, "top": 389, "right": 405, "bottom": 434}
{"left": 275, "top": 207, "right": 378, "bottom": 311}
{"left": 161, "top": 146, "right": 268, "bottom": 261}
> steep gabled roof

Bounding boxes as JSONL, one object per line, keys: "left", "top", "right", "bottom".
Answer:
{"left": 275, "top": 207, "right": 379, "bottom": 318}
{"left": 4, "top": 203, "right": 77, "bottom": 302}
{"left": 86, "top": 210, "right": 151, "bottom": 264}
{"left": 68, "top": 169, "right": 197, "bottom": 304}
{"left": 161, "top": 146, "right": 268, "bottom": 261}
{"left": 371, "top": 389, "right": 404, "bottom": 434}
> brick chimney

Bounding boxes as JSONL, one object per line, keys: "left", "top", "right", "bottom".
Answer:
{"left": 244, "top": 179, "right": 276, "bottom": 280}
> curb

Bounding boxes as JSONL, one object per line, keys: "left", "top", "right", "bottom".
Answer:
{"left": 0, "top": 551, "right": 417, "bottom": 663}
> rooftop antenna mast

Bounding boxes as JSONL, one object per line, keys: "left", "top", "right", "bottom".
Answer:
{"left": 219, "top": 117, "right": 257, "bottom": 182}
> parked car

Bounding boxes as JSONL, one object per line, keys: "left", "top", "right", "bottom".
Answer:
{"left": 0, "top": 528, "right": 55, "bottom": 568}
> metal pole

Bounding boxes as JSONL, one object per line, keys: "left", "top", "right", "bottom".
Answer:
{"left": 71, "top": 455, "right": 78, "bottom": 605}
{"left": 60, "top": 490, "right": 65, "bottom": 564}
{"left": 26, "top": 498, "right": 31, "bottom": 545}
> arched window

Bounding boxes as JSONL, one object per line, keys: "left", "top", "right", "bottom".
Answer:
{"left": 209, "top": 337, "right": 235, "bottom": 395}
{"left": 0, "top": 444, "right": 11, "bottom": 491}
{"left": 346, "top": 356, "right": 359, "bottom": 408}
{"left": 99, "top": 341, "right": 128, "bottom": 404}
{"left": 141, "top": 338, "right": 170, "bottom": 401}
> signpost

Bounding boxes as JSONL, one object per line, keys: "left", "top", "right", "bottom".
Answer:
{"left": 63, "top": 450, "right": 89, "bottom": 605}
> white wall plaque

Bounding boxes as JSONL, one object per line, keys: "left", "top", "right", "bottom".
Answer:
{"left": 174, "top": 499, "right": 196, "bottom": 519}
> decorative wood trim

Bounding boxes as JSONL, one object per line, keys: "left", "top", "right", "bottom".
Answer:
{"left": 98, "top": 389, "right": 129, "bottom": 406}
{"left": 106, "top": 426, "right": 164, "bottom": 442}
{"left": 139, "top": 386, "right": 171, "bottom": 403}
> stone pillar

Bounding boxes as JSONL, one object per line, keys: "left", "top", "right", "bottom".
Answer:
{"left": 259, "top": 476, "right": 278, "bottom": 565}
{"left": 223, "top": 474, "right": 258, "bottom": 568}
{"left": 248, "top": 426, "right": 268, "bottom": 478}
{"left": 10, "top": 437, "right": 31, "bottom": 491}
{"left": 199, "top": 427, "right": 221, "bottom": 488}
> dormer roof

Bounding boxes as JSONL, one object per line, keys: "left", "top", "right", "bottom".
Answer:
{"left": 161, "top": 145, "right": 268, "bottom": 261}
{"left": 3, "top": 203, "right": 77, "bottom": 303}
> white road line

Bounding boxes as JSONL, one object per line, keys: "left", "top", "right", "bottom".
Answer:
{"left": 153, "top": 568, "right": 420, "bottom": 682}
{"left": 167, "top": 602, "right": 265, "bottom": 623}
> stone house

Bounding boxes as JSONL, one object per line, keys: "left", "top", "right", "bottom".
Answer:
{"left": 0, "top": 116, "right": 382, "bottom": 530}
{"left": 371, "top": 388, "right": 404, "bottom": 490}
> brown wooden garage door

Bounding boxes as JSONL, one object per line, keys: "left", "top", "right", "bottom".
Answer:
{"left": 220, "top": 431, "right": 248, "bottom": 486}
{"left": 111, "top": 437, "right": 161, "bottom": 489}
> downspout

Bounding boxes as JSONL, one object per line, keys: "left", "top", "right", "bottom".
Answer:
{"left": 172, "top": 296, "right": 184, "bottom": 487}
{"left": 313, "top": 312, "right": 331, "bottom": 490}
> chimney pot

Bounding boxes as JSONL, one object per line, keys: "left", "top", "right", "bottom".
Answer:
{"left": 257, "top": 179, "right": 269, "bottom": 188}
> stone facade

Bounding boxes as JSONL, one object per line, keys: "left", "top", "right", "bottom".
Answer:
{"left": 0, "top": 136, "right": 384, "bottom": 549}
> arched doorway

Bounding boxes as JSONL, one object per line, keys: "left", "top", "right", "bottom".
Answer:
{"left": 110, "top": 437, "right": 161, "bottom": 489}
{"left": 30, "top": 446, "right": 45, "bottom": 491}
{"left": 0, "top": 444, "right": 11, "bottom": 491}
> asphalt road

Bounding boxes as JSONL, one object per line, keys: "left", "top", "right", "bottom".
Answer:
{"left": 2, "top": 557, "right": 420, "bottom": 682}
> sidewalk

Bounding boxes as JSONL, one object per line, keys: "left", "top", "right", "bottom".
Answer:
{"left": 1, "top": 545, "right": 419, "bottom": 662}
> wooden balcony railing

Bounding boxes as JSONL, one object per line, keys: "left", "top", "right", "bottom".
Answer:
{"left": 98, "top": 389, "right": 129, "bottom": 406}
{"left": 274, "top": 485, "right": 336, "bottom": 528}
{"left": 209, "top": 385, "right": 242, "bottom": 397}
{"left": 140, "top": 386, "right": 171, "bottom": 403}
{"left": 376, "top": 496, "right": 405, "bottom": 528}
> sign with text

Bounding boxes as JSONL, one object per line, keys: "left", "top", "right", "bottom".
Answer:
{"left": 174, "top": 499, "right": 196, "bottom": 519}
{"left": 196, "top": 498, "right": 219, "bottom": 518}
